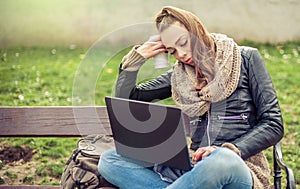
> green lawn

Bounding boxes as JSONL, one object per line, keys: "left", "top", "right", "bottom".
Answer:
{"left": 0, "top": 41, "right": 299, "bottom": 186}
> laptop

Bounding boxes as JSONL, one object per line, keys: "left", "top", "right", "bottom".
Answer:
{"left": 105, "top": 96, "right": 192, "bottom": 171}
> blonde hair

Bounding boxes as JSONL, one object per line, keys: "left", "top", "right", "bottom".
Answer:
{"left": 155, "top": 6, "right": 215, "bottom": 90}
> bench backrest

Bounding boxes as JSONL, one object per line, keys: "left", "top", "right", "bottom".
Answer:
{"left": 0, "top": 106, "right": 112, "bottom": 137}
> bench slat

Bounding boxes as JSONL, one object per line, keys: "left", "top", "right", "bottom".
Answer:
{"left": 0, "top": 107, "right": 112, "bottom": 137}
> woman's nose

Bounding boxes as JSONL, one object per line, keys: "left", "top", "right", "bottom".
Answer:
{"left": 177, "top": 48, "right": 187, "bottom": 58}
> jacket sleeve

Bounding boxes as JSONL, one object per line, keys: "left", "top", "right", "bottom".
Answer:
{"left": 232, "top": 48, "right": 284, "bottom": 159}
{"left": 115, "top": 66, "right": 173, "bottom": 102}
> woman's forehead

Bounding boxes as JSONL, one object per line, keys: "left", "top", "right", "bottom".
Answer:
{"left": 160, "top": 22, "right": 189, "bottom": 47}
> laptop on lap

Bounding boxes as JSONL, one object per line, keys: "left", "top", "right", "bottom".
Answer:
{"left": 105, "top": 96, "right": 192, "bottom": 171}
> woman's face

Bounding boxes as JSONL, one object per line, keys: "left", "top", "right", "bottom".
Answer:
{"left": 160, "top": 22, "right": 194, "bottom": 66}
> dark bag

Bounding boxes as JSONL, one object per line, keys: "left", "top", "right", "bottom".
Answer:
{"left": 61, "top": 134, "right": 116, "bottom": 189}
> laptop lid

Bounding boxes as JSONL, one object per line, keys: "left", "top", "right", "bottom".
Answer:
{"left": 105, "top": 96, "right": 192, "bottom": 171}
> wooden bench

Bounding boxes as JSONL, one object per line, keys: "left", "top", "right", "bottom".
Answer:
{"left": 0, "top": 106, "right": 296, "bottom": 189}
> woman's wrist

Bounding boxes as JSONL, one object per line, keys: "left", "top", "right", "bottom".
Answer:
{"left": 121, "top": 45, "right": 147, "bottom": 71}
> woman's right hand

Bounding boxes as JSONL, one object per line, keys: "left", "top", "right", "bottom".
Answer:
{"left": 192, "top": 146, "right": 218, "bottom": 164}
{"left": 136, "top": 35, "right": 167, "bottom": 59}
{"left": 121, "top": 35, "right": 167, "bottom": 71}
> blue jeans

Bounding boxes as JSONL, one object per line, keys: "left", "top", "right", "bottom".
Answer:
{"left": 98, "top": 148, "right": 253, "bottom": 189}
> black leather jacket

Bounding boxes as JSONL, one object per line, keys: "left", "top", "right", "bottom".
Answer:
{"left": 115, "top": 46, "right": 284, "bottom": 159}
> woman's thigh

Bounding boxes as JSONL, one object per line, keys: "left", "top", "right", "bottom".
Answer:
{"left": 98, "top": 149, "right": 169, "bottom": 189}
{"left": 166, "top": 148, "right": 253, "bottom": 189}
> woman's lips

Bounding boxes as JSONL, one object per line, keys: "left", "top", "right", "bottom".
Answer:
{"left": 185, "top": 58, "right": 193, "bottom": 64}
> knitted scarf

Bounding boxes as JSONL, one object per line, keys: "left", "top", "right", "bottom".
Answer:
{"left": 171, "top": 33, "right": 242, "bottom": 117}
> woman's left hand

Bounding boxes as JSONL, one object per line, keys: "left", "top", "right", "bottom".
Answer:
{"left": 192, "top": 146, "right": 218, "bottom": 164}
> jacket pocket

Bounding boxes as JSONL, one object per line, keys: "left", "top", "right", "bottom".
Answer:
{"left": 217, "top": 113, "right": 248, "bottom": 121}
{"left": 213, "top": 114, "right": 251, "bottom": 142}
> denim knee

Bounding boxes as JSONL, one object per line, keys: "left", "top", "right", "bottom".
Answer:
{"left": 98, "top": 150, "right": 116, "bottom": 175}
{"left": 98, "top": 149, "right": 151, "bottom": 172}
{"left": 210, "top": 148, "right": 244, "bottom": 170}
{"left": 211, "top": 148, "right": 245, "bottom": 170}
{"left": 192, "top": 147, "right": 251, "bottom": 178}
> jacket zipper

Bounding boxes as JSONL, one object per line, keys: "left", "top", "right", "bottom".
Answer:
{"left": 217, "top": 114, "right": 248, "bottom": 120}
{"left": 207, "top": 111, "right": 211, "bottom": 146}
{"left": 189, "top": 113, "right": 211, "bottom": 146}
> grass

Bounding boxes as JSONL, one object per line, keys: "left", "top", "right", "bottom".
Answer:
{"left": 0, "top": 41, "right": 299, "bottom": 186}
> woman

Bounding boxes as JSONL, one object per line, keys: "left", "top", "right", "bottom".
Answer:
{"left": 98, "top": 6, "right": 284, "bottom": 189}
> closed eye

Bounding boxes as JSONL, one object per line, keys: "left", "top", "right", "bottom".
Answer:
{"left": 180, "top": 39, "right": 187, "bottom": 47}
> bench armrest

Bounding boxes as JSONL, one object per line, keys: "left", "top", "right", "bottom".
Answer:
{"left": 273, "top": 142, "right": 296, "bottom": 189}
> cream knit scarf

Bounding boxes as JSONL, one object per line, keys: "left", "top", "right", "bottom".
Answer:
{"left": 171, "top": 33, "right": 242, "bottom": 117}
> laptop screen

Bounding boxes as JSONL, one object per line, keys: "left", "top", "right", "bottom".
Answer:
{"left": 105, "top": 96, "right": 192, "bottom": 171}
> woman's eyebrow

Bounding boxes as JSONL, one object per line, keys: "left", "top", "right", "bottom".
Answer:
{"left": 174, "top": 34, "right": 187, "bottom": 45}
